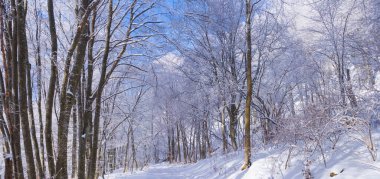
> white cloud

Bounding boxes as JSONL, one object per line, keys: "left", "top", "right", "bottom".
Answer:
{"left": 154, "top": 52, "right": 184, "bottom": 72}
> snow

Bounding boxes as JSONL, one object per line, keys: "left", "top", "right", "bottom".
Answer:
{"left": 375, "top": 72, "right": 380, "bottom": 91}
{"left": 67, "top": 89, "right": 74, "bottom": 97}
{"left": 4, "top": 153, "right": 12, "bottom": 159}
{"left": 104, "top": 152, "right": 245, "bottom": 179}
{"left": 104, "top": 131, "right": 380, "bottom": 179}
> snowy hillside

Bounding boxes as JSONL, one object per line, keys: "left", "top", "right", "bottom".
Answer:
{"left": 104, "top": 130, "right": 380, "bottom": 179}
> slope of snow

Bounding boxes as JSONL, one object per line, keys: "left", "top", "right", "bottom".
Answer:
{"left": 104, "top": 151, "right": 245, "bottom": 179}
{"left": 105, "top": 131, "right": 380, "bottom": 179}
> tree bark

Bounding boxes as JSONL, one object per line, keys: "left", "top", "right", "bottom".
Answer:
{"left": 10, "top": 0, "right": 24, "bottom": 177}
{"left": 33, "top": 0, "right": 45, "bottom": 173}
{"left": 171, "top": 127, "right": 176, "bottom": 161}
{"left": 0, "top": 68, "right": 13, "bottom": 179}
{"left": 177, "top": 123, "right": 181, "bottom": 162}
{"left": 228, "top": 103, "right": 238, "bottom": 151}
{"left": 338, "top": 62, "right": 346, "bottom": 106}
{"left": 242, "top": 0, "right": 252, "bottom": 171}
{"left": 131, "top": 126, "right": 138, "bottom": 171}
{"left": 77, "top": 75, "right": 86, "bottom": 178}
{"left": 180, "top": 123, "right": 188, "bottom": 163}
{"left": 221, "top": 107, "right": 228, "bottom": 153}
{"left": 167, "top": 128, "right": 172, "bottom": 163}
{"left": 46, "top": 0, "right": 58, "bottom": 175}
{"left": 77, "top": 5, "right": 97, "bottom": 179}
{"left": 71, "top": 105, "right": 78, "bottom": 178}
{"left": 26, "top": 61, "right": 44, "bottom": 178}
{"left": 55, "top": 0, "right": 98, "bottom": 177}
{"left": 0, "top": 2, "right": 14, "bottom": 177}
{"left": 123, "top": 127, "right": 131, "bottom": 172}
{"left": 16, "top": 0, "right": 36, "bottom": 177}
{"left": 87, "top": 0, "right": 113, "bottom": 177}
{"left": 346, "top": 69, "right": 357, "bottom": 108}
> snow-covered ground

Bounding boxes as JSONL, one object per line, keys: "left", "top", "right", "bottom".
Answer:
{"left": 104, "top": 131, "right": 380, "bottom": 179}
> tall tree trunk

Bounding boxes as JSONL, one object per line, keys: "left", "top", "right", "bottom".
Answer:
{"left": 242, "top": 0, "right": 252, "bottom": 171}
{"left": 0, "top": 68, "right": 13, "bottom": 179}
{"left": 228, "top": 103, "right": 238, "bottom": 151}
{"left": 11, "top": 0, "right": 24, "bottom": 177}
{"left": 196, "top": 123, "right": 201, "bottom": 160}
{"left": 289, "top": 88, "right": 296, "bottom": 116}
{"left": 34, "top": 0, "right": 45, "bottom": 173}
{"left": 201, "top": 122, "right": 206, "bottom": 159}
{"left": 71, "top": 106, "right": 78, "bottom": 178}
{"left": 338, "top": 64, "right": 346, "bottom": 106}
{"left": 0, "top": 2, "right": 14, "bottom": 177}
{"left": 167, "top": 128, "right": 172, "bottom": 163}
{"left": 346, "top": 69, "right": 357, "bottom": 107}
{"left": 88, "top": 1, "right": 113, "bottom": 177}
{"left": 180, "top": 123, "right": 188, "bottom": 163}
{"left": 171, "top": 127, "right": 175, "bottom": 161}
{"left": 77, "top": 76, "right": 86, "bottom": 178}
{"left": 192, "top": 125, "right": 196, "bottom": 162}
{"left": 46, "top": 0, "right": 58, "bottom": 176}
{"left": 123, "top": 127, "right": 131, "bottom": 173}
{"left": 55, "top": 0, "right": 97, "bottom": 177}
{"left": 176, "top": 123, "right": 181, "bottom": 162}
{"left": 221, "top": 107, "right": 227, "bottom": 153}
{"left": 16, "top": 0, "right": 36, "bottom": 177}
{"left": 131, "top": 124, "right": 138, "bottom": 171}
{"left": 84, "top": 8, "right": 96, "bottom": 179}
{"left": 26, "top": 62, "right": 44, "bottom": 178}
{"left": 204, "top": 120, "right": 212, "bottom": 155}
{"left": 78, "top": 6, "right": 97, "bottom": 178}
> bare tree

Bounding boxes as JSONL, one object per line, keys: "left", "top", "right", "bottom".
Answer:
{"left": 46, "top": 0, "right": 58, "bottom": 176}
{"left": 242, "top": 0, "right": 253, "bottom": 171}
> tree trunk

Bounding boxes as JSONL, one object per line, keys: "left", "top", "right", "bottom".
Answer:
{"left": 33, "top": 0, "right": 45, "bottom": 172}
{"left": 88, "top": 1, "right": 113, "bottom": 177}
{"left": 180, "top": 123, "right": 188, "bottom": 163}
{"left": 346, "top": 69, "right": 357, "bottom": 108}
{"left": 177, "top": 123, "right": 181, "bottom": 162}
{"left": 196, "top": 123, "right": 201, "bottom": 160}
{"left": 0, "top": 3, "right": 14, "bottom": 177}
{"left": 78, "top": 5, "right": 97, "bottom": 179}
{"left": 26, "top": 61, "right": 44, "bottom": 178}
{"left": 201, "top": 122, "right": 206, "bottom": 159}
{"left": 77, "top": 74, "right": 86, "bottom": 178}
{"left": 123, "top": 127, "right": 131, "bottom": 172}
{"left": 338, "top": 67, "right": 346, "bottom": 106}
{"left": 204, "top": 120, "right": 212, "bottom": 155}
{"left": 16, "top": 0, "right": 37, "bottom": 177}
{"left": 228, "top": 103, "right": 238, "bottom": 151}
{"left": 55, "top": 0, "right": 96, "bottom": 177}
{"left": 167, "top": 127, "right": 172, "bottom": 163}
{"left": 242, "top": 0, "right": 252, "bottom": 171}
{"left": 71, "top": 106, "right": 78, "bottom": 178}
{"left": 35, "top": 5, "right": 45, "bottom": 175}
{"left": 221, "top": 107, "right": 227, "bottom": 153}
{"left": 46, "top": 0, "right": 58, "bottom": 176}
{"left": 192, "top": 126, "right": 196, "bottom": 162}
{"left": 131, "top": 125, "right": 138, "bottom": 171}
{"left": 11, "top": 0, "right": 24, "bottom": 177}
{"left": 0, "top": 68, "right": 13, "bottom": 179}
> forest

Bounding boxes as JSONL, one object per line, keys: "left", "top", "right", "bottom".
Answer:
{"left": 0, "top": 0, "right": 379, "bottom": 178}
